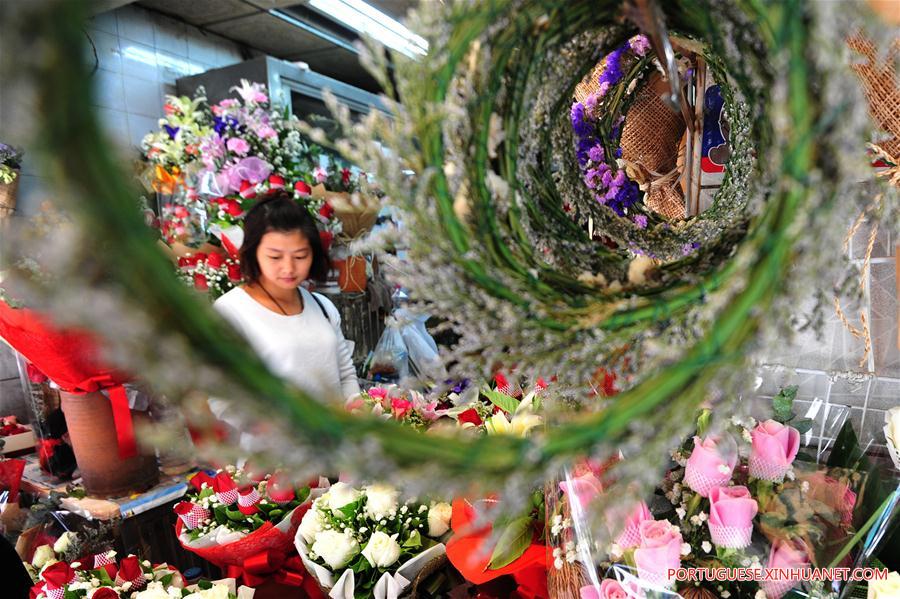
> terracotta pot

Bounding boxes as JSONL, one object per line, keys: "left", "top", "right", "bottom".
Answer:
{"left": 0, "top": 171, "right": 20, "bottom": 219}
{"left": 337, "top": 255, "right": 367, "bottom": 293}
{"left": 60, "top": 390, "right": 159, "bottom": 497}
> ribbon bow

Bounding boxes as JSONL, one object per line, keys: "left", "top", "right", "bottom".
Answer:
{"left": 224, "top": 550, "right": 306, "bottom": 588}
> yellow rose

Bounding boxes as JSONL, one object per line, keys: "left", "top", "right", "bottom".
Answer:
{"left": 869, "top": 571, "right": 900, "bottom": 599}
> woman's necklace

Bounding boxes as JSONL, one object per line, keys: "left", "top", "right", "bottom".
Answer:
{"left": 256, "top": 283, "right": 302, "bottom": 316}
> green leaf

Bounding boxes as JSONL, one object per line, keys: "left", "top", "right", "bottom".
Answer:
{"left": 160, "top": 573, "right": 174, "bottom": 586}
{"left": 225, "top": 507, "right": 245, "bottom": 521}
{"left": 488, "top": 516, "right": 534, "bottom": 569}
{"left": 482, "top": 388, "right": 519, "bottom": 414}
{"left": 403, "top": 529, "right": 422, "bottom": 549}
{"left": 296, "top": 487, "right": 311, "bottom": 504}
{"left": 773, "top": 386, "right": 798, "bottom": 423}
{"left": 213, "top": 505, "right": 228, "bottom": 524}
{"left": 792, "top": 418, "right": 814, "bottom": 435}
{"left": 338, "top": 501, "right": 360, "bottom": 520}
{"left": 91, "top": 568, "right": 114, "bottom": 585}
{"left": 268, "top": 509, "right": 284, "bottom": 521}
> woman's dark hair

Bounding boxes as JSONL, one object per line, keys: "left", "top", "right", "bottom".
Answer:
{"left": 239, "top": 191, "right": 329, "bottom": 283}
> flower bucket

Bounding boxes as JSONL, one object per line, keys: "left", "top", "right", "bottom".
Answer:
{"left": 59, "top": 390, "right": 158, "bottom": 497}
{"left": 337, "top": 255, "right": 367, "bottom": 293}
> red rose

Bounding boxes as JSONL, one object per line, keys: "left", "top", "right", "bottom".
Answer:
{"left": 173, "top": 206, "right": 189, "bottom": 219}
{"left": 227, "top": 262, "right": 242, "bottom": 282}
{"left": 318, "top": 202, "right": 334, "bottom": 220}
{"left": 40, "top": 561, "right": 76, "bottom": 587}
{"left": 189, "top": 471, "right": 215, "bottom": 491}
{"left": 91, "top": 588, "right": 120, "bottom": 599}
{"left": 239, "top": 180, "right": 257, "bottom": 199}
{"left": 458, "top": 409, "right": 482, "bottom": 426}
{"left": 193, "top": 273, "right": 208, "bottom": 291}
{"left": 223, "top": 199, "right": 243, "bottom": 217}
{"left": 206, "top": 252, "right": 225, "bottom": 268}
{"left": 114, "top": 556, "right": 145, "bottom": 590}
{"left": 294, "top": 180, "right": 311, "bottom": 196}
{"left": 267, "top": 473, "right": 295, "bottom": 505}
{"left": 268, "top": 174, "right": 286, "bottom": 189}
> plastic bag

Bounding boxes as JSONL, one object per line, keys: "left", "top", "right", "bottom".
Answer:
{"left": 367, "top": 324, "right": 409, "bottom": 383}
{"left": 394, "top": 308, "right": 445, "bottom": 380}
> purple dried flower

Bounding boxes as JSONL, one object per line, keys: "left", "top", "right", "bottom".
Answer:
{"left": 629, "top": 35, "right": 651, "bottom": 57}
{"left": 588, "top": 145, "right": 605, "bottom": 163}
{"left": 634, "top": 214, "right": 648, "bottom": 228}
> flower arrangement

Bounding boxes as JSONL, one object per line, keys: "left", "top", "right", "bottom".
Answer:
{"left": 559, "top": 387, "right": 900, "bottom": 599}
{"left": 25, "top": 542, "right": 252, "bottom": 599}
{"left": 175, "top": 250, "right": 242, "bottom": 299}
{"left": 173, "top": 466, "right": 313, "bottom": 589}
{"left": 0, "top": 142, "right": 24, "bottom": 184}
{"left": 141, "top": 94, "right": 211, "bottom": 183}
{"left": 570, "top": 35, "right": 650, "bottom": 220}
{"left": 294, "top": 481, "right": 449, "bottom": 598}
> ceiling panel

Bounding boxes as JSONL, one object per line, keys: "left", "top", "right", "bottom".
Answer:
{"left": 284, "top": 46, "right": 380, "bottom": 92}
{"left": 137, "top": 0, "right": 258, "bottom": 26}
{"left": 206, "top": 11, "right": 334, "bottom": 57}
{"left": 243, "top": 0, "right": 306, "bottom": 9}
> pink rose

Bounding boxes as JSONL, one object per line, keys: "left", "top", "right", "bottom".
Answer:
{"left": 684, "top": 435, "right": 738, "bottom": 497}
{"left": 226, "top": 137, "right": 250, "bottom": 155}
{"left": 559, "top": 472, "right": 603, "bottom": 512}
{"left": 580, "top": 579, "right": 636, "bottom": 599}
{"left": 708, "top": 485, "right": 757, "bottom": 548}
{"left": 256, "top": 124, "right": 277, "bottom": 139}
{"left": 763, "top": 539, "right": 809, "bottom": 598}
{"left": 368, "top": 387, "right": 388, "bottom": 402}
{"left": 634, "top": 520, "right": 682, "bottom": 587}
{"left": 611, "top": 501, "right": 653, "bottom": 549}
{"left": 391, "top": 397, "right": 412, "bottom": 419}
{"left": 313, "top": 166, "right": 328, "bottom": 183}
{"left": 749, "top": 420, "right": 800, "bottom": 482}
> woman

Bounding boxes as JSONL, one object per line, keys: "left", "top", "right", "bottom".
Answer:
{"left": 213, "top": 191, "right": 360, "bottom": 402}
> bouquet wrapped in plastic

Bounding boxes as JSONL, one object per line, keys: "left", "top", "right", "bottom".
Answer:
{"left": 551, "top": 386, "right": 900, "bottom": 599}
{"left": 294, "top": 481, "right": 448, "bottom": 599}
{"left": 174, "top": 466, "right": 315, "bottom": 589}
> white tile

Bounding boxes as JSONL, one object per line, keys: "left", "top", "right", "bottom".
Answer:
{"left": 153, "top": 13, "right": 189, "bottom": 57}
{"left": 88, "top": 10, "right": 118, "bottom": 35}
{"left": 90, "top": 69, "right": 125, "bottom": 110}
{"left": 187, "top": 31, "right": 220, "bottom": 66}
{"left": 117, "top": 4, "right": 155, "bottom": 46}
{"left": 85, "top": 28, "right": 121, "bottom": 74}
{"left": 216, "top": 41, "right": 243, "bottom": 67}
{"left": 123, "top": 75, "right": 163, "bottom": 118}
{"left": 120, "top": 40, "right": 159, "bottom": 82}
{"left": 156, "top": 50, "right": 205, "bottom": 85}
{"left": 96, "top": 107, "right": 130, "bottom": 149}
{"left": 127, "top": 114, "right": 161, "bottom": 150}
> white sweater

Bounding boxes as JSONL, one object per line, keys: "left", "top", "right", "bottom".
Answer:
{"left": 213, "top": 286, "right": 360, "bottom": 401}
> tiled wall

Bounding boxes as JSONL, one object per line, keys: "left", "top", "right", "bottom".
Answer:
{"left": 0, "top": 3, "right": 251, "bottom": 419}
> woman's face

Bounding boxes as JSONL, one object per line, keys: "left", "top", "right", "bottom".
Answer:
{"left": 255, "top": 230, "right": 313, "bottom": 290}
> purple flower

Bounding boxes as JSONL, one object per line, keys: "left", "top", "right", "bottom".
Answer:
{"left": 599, "top": 47, "right": 626, "bottom": 88}
{"left": 634, "top": 214, "right": 648, "bottom": 229}
{"left": 681, "top": 242, "right": 701, "bottom": 256}
{"left": 613, "top": 170, "right": 627, "bottom": 186}
{"left": 629, "top": 35, "right": 651, "bottom": 57}
{"left": 585, "top": 168, "right": 602, "bottom": 189}
{"left": 570, "top": 102, "right": 592, "bottom": 138}
{"left": 163, "top": 125, "right": 180, "bottom": 140}
{"left": 584, "top": 93, "right": 600, "bottom": 114}
{"left": 588, "top": 145, "right": 605, "bottom": 163}
{"left": 601, "top": 170, "right": 613, "bottom": 186}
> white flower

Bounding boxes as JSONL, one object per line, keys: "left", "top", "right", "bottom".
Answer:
{"left": 183, "top": 583, "right": 231, "bottom": 599}
{"left": 608, "top": 543, "right": 623, "bottom": 560}
{"left": 53, "top": 531, "right": 76, "bottom": 554}
{"left": 553, "top": 557, "right": 564, "bottom": 570}
{"left": 717, "top": 464, "right": 732, "bottom": 475}
{"left": 701, "top": 541, "right": 712, "bottom": 553}
{"left": 361, "top": 531, "right": 402, "bottom": 568}
{"left": 721, "top": 592, "right": 731, "bottom": 598}
{"left": 132, "top": 582, "right": 171, "bottom": 599}
{"left": 327, "top": 482, "right": 362, "bottom": 512}
{"left": 675, "top": 507, "right": 686, "bottom": 520}
{"left": 680, "top": 542, "right": 691, "bottom": 556}
{"left": 885, "top": 407, "right": 900, "bottom": 470}
{"left": 364, "top": 484, "right": 400, "bottom": 520}
{"left": 427, "top": 502, "right": 452, "bottom": 537}
{"left": 311, "top": 530, "right": 360, "bottom": 570}
{"left": 298, "top": 507, "right": 327, "bottom": 544}
{"left": 755, "top": 590, "right": 767, "bottom": 599}
{"left": 869, "top": 571, "right": 900, "bottom": 599}
{"left": 31, "top": 545, "right": 56, "bottom": 569}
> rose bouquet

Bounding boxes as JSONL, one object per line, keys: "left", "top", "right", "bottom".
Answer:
{"left": 174, "top": 466, "right": 313, "bottom": 588}
{"left": 175, "top": 250, "right": 242, "bottom": 299}
{"left": 555, "top": 386, "right": 900, "bottom": 599}
{"left": 24, "top": 545, "right": 252, "bottom": 599}
{"left": 294, "top": 481, "right": 449, "bottom": 598}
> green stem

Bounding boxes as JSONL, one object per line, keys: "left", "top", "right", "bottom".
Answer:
{"left": 827, "top": 491, "right": 897, "bottom": 568}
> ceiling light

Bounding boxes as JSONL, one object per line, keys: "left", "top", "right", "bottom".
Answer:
{"left": 306, "top": 0, "right": 428, "bottom": 59}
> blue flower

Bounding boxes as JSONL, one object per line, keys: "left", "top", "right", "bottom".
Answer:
{"left": 163, "top": 125, "right": 180, "bottom": 140}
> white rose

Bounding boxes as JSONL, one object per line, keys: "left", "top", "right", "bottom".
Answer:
{"left": 31, "top": 544, "right": 56, "bottom": 569}
{"left": 885, "top": 407, "right": 900, "bottom": 470}
{"left": 427, "top": 502, "right": 452, "bottom": 537}
{"left": 132, "top": 582, "right": 171, "bottom": 599}
{"left": 364, "top": 484, "right": 399, "bottom": 520}
{"left": 869, "top": 571, "right": 900, "bottom": 599}
{"left": 326, "top": 482, "right": 362, "bottom": 512}
{"left": 298, "top": 505, "right": 327, "bottom": 544}
{"left": 312, "top": 530, "right": 360, "bottom": 570}
{"left": 53, "top": 531, "right": 76, "bottom": 554}
{"left": 361, "top": 531, "right": 401, "bottom": 569}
